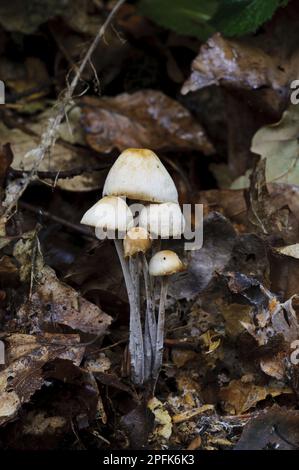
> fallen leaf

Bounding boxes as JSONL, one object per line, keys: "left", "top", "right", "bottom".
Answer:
{"left": 275, "top": 244, "right": 299, "bottom": 258}
{"left": 12, "top": 230, "right": 112, "bottom": 335}
{"left": 148, "top": 397, "right": 172, "bottom": 440}
{"left": 236, "top": 406, "right": 299, "bottom": 449}
{"left": 0, "top": 120, "right": 106, "bottom": 192}
{"left": 17, "top": 265, "right": 112, "bottom": 336}
{"left": 219, "top": 379, "right": 292, "bottom": 414}
{"left": 81, "top": 90, "right": 214, "bottom": 155}
{"left": 187, "top": 435, "right": 202, "bottom": 450}
{"left": 0, "top": 332, "right": 84, "bottom": 426}
{"left": 182, "top": 33, "right": 283, "bottom": 95}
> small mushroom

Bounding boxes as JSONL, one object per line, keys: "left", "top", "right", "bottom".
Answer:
{"left": 123, "top": 227, "right": 152, "bottom": 258}
{"left": 103, "top": 148, "right": 178, "bottom": 203}
{"left": 149, "top": 250, "right": 185, "bottom": 380}
{"left": 81, "top": 196, "right": 133, "bottom": 234}
{"left": 139, "top": 202, "right": 185, "bottom": 239}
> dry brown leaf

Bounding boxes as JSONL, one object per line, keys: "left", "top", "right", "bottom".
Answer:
{"left": 0, "top": 332, "right": 84, "bottom": 426}
{"left": 260, "top": 355, "right": 285, "bottom": 380}
{"left": 0, "top": 120, "right": 104, "bottom": 192}
{"left": 219, "top": 379, "right": 292, "bottom": 415}
{"left": 187, "top": 435, "right": 202, "bottom": 450}
{"left": 17, "top": 265, "right": 112, "bottom": 335}
{"left": 236, "top": 406, "right": 299, "bottom": 450}
{"left": 81, "top": 90, "right": 214, "bottom": 155}
{"left": 182, "top": 33, "right": 282, "bottom": 94}
{"left": 182, "top": 4, "right": 299, "bottom": 116}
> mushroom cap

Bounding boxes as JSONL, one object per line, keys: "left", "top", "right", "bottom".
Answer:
{"left": 80, "top": 196, "right": 133, "bottom": 231}
{"left": 123, "top": 227, "right": 152, "bottom": 257}
{"left": 103, "top": 148, "right": 178, "bottom": 203}
{"left": 149, "top": 250, "right": 185, "bottom": 276}
{"left": 139, "top": 202, "right": 185, "bottom": 238}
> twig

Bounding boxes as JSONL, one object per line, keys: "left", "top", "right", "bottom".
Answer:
{"left": 2, "top": 0, "right": 126, "bottom": 218}
{"left": 9, "top": 165, "right": 108, "bottom": 180}
{"left": 19, "top": 200, "right": 97, "bottom": 239}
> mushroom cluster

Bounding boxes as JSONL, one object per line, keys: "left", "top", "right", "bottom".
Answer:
{"left": 81, "top": 148, "right": 186, "bottom": 386}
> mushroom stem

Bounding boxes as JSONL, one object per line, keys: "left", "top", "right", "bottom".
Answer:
{"left": 114, "top": 239, "right": 144, "bottom": 384}
{"left": 153, "top": 276, "right": 169, "bottom": 380}
{"left": 142, "top": 253, "right": 156, "bottom": 381}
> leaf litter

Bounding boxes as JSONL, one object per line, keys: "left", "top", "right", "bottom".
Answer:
{"left": 0, "top": 0, "right": 299, "bottom": 451}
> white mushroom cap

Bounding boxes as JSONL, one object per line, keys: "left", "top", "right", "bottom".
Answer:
{"left": 103, "top": 148, "right": 178, "bottom": 203}
{"left": 149, "top": 250, "right": 185, "bottom": 276}
{"left": 80, "top": 196, "right": 133, "bottom": 231}
{"left": 139, "top": 202, "right": 185, "bottom": 238}
{"left": 123, "top": 227, "right": 152, "bottom": 258}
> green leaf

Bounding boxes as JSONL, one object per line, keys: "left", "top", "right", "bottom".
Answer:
{"left": 138, "top": 0, "right": 290, "bottom": 39}
{"left": 211, "top": 0, "right": 290, "bottom": 37}
{"left": 138, "top": 0, "right": 218, "bottom": 40}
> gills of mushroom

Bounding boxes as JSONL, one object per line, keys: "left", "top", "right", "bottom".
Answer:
{"left": 124, "top": 227, "right": 154, "bottom": 381}
{"left": 149, "top": 250, "right": 186, "bottom": 381}
{"left": 80, "top": 196, "right": 144, "bottom": 385}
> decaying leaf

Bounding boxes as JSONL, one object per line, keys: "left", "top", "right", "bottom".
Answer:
{"left": 13, "top": 231, "right": 112, "bottom": 335}
{"left": 219, "top": 378, "right": 292, "bottom": 415}
{"left": 81, "top": 90, "right": 214, "bottom": 155}
{"left": 182, "top": 33, "right": 284, "bottom": 95}
{"left": 236, "top": 406, "right": 299, "bottom": 449}
{"left": 275, "top": 244, "right": 299, "bottom": 259}
{"left": 148, "top": 397, "right": 172, "bottom": 440}
{"left": 250, "top": 104, "right": 299, "bottom": 187}
{"left": 0, "top": 332, "right": 84, "bottom": 425}
{"left": 0, "top": 120, "right": 105, "bottom": 192}
{"left": 17, "top": 264, "right": 112, "bottom": 335}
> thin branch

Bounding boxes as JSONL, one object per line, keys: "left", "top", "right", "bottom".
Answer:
{"left": 19, "top": 200, "right": 97, "bottom": 239}
{"left": 2, "top": 0, "right": 126, "bottom": 217}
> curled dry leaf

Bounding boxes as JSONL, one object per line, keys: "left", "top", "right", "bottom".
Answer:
{"left": 17, "top": 265, "right": 112, "bottom": 336}
{"left": 81, "top": 90, "right": 214, "bottom": 155}
{"left": 0, "top": 332, "right": 84, "bottom": 426}
{"left": 13, "top": 230, "right": 112, "bottom": 335}
{"left": 182, "top": 33, "right": 283, "bottom": 95}
{"left": 219, "top": 378, "right": 292, "bottom": 415}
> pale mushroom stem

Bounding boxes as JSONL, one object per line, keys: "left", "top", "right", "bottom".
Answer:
{"left": 114, "top": 239, "right": 144, "bottom": 384}
{"left": 142, "top": 254, "right": 156, "bottom": 381}
{"left": 153, "top": 276, "right": 169, "bottom": 380}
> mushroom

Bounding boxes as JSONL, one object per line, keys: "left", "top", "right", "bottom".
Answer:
{"left": 123, "top": 227, "right": 151, "bottom": 258}
{"left": 149, "top": 250, "right": 185, "bottom": 380}
{"left": 81, "top": 148, "right": 184, "bottom": 386}
{"left": 81, "top": 196, "right": 133, "bottom": 235}
{"left": 81, "top": 196, "right": 144, "bottom": 384}
{"left": 139, "top": 202, "right": 185, "bottom": 239}
{"left": 103, "top": 148, "right": 178, "bottom": 203}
